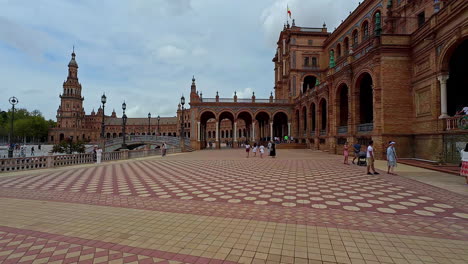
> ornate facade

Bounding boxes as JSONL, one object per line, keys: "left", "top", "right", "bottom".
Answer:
{"left": 273, "top": 0, "right": 467, "bottom": 161}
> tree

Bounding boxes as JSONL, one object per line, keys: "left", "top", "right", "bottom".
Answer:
{"left": 0, "top": 108, "right": 55, "bottom": 143}
{"left": 52, "top": 140, "right": 85, "bottom": 154}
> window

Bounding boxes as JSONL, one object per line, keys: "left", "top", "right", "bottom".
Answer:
{"left": 362, "top": 21, "right": 369, "bottom": 39}
{"left": 417, "top": 12, "right": 425, "bottom": 27}
{"left": 308, "top": 40, "right": 313, "bottom": 45}
{"left": 304, "top": 57, "right": 309, "bottom": 66}
{"left": 312, "top": 57, "right": 317, "bottom": 67}
{"left": 352, "top": 30, "right": 358, "bottom": 46}
{"left": 336, "top": 44, "right": 342, "bottom": 58}
{"left": 344, "top": 38, "right": 349, "bottom": 55}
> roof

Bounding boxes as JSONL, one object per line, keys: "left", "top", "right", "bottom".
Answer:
{"left": 105, "top": 117, "right": 178, "bottom": 126}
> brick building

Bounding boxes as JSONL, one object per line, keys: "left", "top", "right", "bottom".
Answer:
{"left": 271, "top": 0, "right": 467, "bottom": 162}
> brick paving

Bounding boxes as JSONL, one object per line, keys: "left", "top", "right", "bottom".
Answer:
{"left": 0, "top": 149, "right": 467, "bottom": 264}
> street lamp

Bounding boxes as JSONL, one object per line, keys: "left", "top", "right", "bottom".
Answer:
{"left": 148, "top": 112, "right": 151, "bottom": 136}
{"left": 157, "top": 115, "right": 160, "bottom": 136}
{"left": 8, "top": 97, "right": 18, "bottom": 158}
{"left": 121, "top": 101, "right": 127, "bottom": 149}
{"left": 180, "top": 95, "right": 185, "bottom": 151}
{"left": 100, "top": 93, "right": 107, "bottom": 139}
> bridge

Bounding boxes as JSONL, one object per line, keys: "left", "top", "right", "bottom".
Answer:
{"left": 103, "top": 135, "right": 192, "bottom": 152}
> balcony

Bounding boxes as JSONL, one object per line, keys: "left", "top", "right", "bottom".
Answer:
{"left": 337, "top": 126, "right": 348, "bottom": 134}
{"left": 357, "top": 123, "right": 373, "bottom": 133}
{"left": 445, "top": 115, "right": 468, "bottom": 131}
{"left": 319, "top": 130, "right": 327, "bottom": 136}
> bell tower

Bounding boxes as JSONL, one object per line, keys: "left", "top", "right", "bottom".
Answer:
{"left": 56, "top": 49, "right": 86, "bottom": 141}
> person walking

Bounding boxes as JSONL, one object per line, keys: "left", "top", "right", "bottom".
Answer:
{"left": 267, "top": 141, "right": 272, "bottom": 152}
{"left": 343, "top": 142, "right": 349, "bottom": 165}
{"left": 386, "top": 141, "right": 398, "bottom": 175}
{"left": 366, "top": 140, "right": 379, "bottom": 175}
{"left": 31, "top": 146, "right": 35, "bottom": 156}
{"left": 252, "top": 143, "right": 258, "bottom": 157}
{"left": 245, "top": 142, "right": 251, "bottom": 158}
{"left": 352, "top": 142, "right": 361, "bottom": 164}
{"left": 96, "top": 147, "right": 103, "bottom": 164}
{"left": 93, "top": 146, "right": 97, "bottom": 162}
{"left": 270, "top": 142, "right": 276, "bottom": 158}
{"left": 162, "top": 142, "right": 167, "bottom": 157}
{"left": 259, "top": 144, "right": 265, "bottom": 158}
{"left": 460, "top": 143, "right": 468, "bottom": 184}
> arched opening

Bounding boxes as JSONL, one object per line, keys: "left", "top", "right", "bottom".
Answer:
{"left": 302, "top": 75, "right": 317, "bottom": 93}
{"left": 357, "top": 73, "right": 374, "bottom": 131}
{"left": 320, "top": 99, "right": 327, "bottom": 133}
{"left": 208, "top": 131, "right": 212, "bottom": 138}
{"left": 112, "top": 133, "right": 117, "bottom": 138}
{"left": 273, "top": 112, "right": 288, "bottom": 140}
{"left": 352, "top": 30, "right": 358, "bottom": 47}
{"left": 106, "top": 133, "right": 111, "bottom": 139}
{"left": 336, "top": 84, "right": 349, "bottom": 133}
{"left": 237, "top": 111, "right": 253, "bottom": 143}
{"left": 255, "top": 111, "right": 270, "bottom": 142}
{"left": 59, "top": 133, "right": 64, "bottom": 142}
{"left": 302, "top": 106, "right": 307, "bottom": 135}
{"left": 119, "top": 133, "right": 123, "bottom": 137}
{"left": 295, "top": 109, "right": 300, "bottom": 136}
{"left": 343, "top": 38, "right": 349, "bottom": 55}
{"left": 362, "top": 21, "right": 369, "bottom": 40}
{"left": 200, "top": 111, "right": 217, "bottom": 149}
{"left": 219, "top": 111, "right": 235, "bottom": 148}
{"left": 336, "top": 43, "right": 342, "bottom": 58}
{"left": 447, "top": 39, "right": 468, "bottom": 116}
{"left": 310, "top": 103, "right": 316, "bottom": 134}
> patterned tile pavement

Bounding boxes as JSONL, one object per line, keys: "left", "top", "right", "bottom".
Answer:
{"left": 0, "top": 149, "right": 467, "bottom": 264}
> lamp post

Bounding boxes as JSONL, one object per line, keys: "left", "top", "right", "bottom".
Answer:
{"left": 100, "top": 93, "right": 107, "bottom": 139}
{"left": 157, "top": 115, "right": 160, "bottom": 136}
{"left": 148, "top": 112, "right": 151, "bottom": 136}
{"left": 121, "top": 101, "right": 127, "bottom": 149}
{"left": 8, "top": 97, "right": 18, "bottom": 158}
{"left": 180, "top": 95, "right": 185, "bottom": 151}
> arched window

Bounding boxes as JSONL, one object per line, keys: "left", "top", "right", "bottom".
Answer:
{"left": 344, "top": 38, "right": 349, "bottom": 55}
{"left": 352, "top": 30, "right": 358, "bottom": 47}
{"left": 208, "top": 131, "right": 212, "bottom": 138}
{"left": 336, "top": 43, "right": 342, "bottom": 58}
{"left": 362, "top": 21, "right": 369, "bottom": 40}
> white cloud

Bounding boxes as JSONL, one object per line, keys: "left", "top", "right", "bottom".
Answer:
{"left": 235, "top": 88, "right": 254, "bottom": 99}
{"left": 156, "top": 45, "right": 187, "bottom": 60}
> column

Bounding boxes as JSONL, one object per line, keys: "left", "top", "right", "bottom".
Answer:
{"left": 288, "top": 123, "right": 291, "bottom": 136}
{"left": 252, "top": 121, "right": 256, "bottom": 142}
{"left": 270, "top": 122, "right": 274, "bottom": 140}
{"left": 234, "top": 122, "right": 237, "bottom": 142}
{"left": 197, "top": 121, "right": 201, "bottom": 142}
{"left": 438, "top": 75, "right": 449, "bottom": 118}
{"left": 215, "top": 122, "right": 219, "bottom": 142}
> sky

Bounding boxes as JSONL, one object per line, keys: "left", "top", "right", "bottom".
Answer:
{"left": 0, "top": 0, "right": 361, "bottom": 120}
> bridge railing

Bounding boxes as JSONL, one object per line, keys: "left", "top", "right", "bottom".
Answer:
{"left": 0, "top": 147, "right": 180, "bottom": 173}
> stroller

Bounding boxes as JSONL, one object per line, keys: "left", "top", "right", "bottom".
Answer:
{"left": 357, "top": 151, "right": 367, "bottom": 166}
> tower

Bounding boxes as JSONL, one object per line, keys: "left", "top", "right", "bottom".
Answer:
{"left": 55, "top": 49, "right": 86, "bottom": 142}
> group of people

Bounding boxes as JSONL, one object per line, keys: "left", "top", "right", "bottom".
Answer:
{"left": 92, "top": 146, "right": 103, "bottom": 163}
{"left": 244, "top": 141, "right": 276, "bottom": 158}
{"left": 343, "top": 140, "right": 398, "bottom": 175}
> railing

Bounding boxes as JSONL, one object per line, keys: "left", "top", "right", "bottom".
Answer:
{"left": 357, "top": 123, "right": 374, "bottom": 132}
{"left": 319, "top": 130, "right": 327, "bottom": 136}
{"left": 198, "top": 98, "right": 289, "bottom": 104}
{"left": 445, "top": 115, "right": 468, "bottom": 131}
{"left": 0, "top": 147, "right": 180, "bottom": 173}
{"left": 337, "top": 126, "right": 348, "bottom": 134}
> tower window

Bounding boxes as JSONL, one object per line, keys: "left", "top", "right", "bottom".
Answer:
{"left": 304, "top": 57, "right": 309, "bottom": 66}
{"left": 312, "top": 57, "right": 317, "bottom": 67}
{"left": 417, "top": 12, "right": 425, "bottom": 27}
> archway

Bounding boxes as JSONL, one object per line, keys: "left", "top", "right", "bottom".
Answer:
{"left": 303, "top": 75, "right": 317, "bottom": 93}
{"left": 59, "top": 133, "right": 64, "bottom": 142}
{"left": 357, "top": 73, "right": 373, "bottom": 126}
{"left": 273, "top": 112, "right": 288, "bottom": 140}
{"left": 255, "top": 111, "right": 270, "bottom": 142}
{"left": 336, "top": 84, "right": 349, "bottom": 131}
{"left": 200, "top": 111, "right": 216, "bottom": 149}
{"left": 310, "top": 103, "right": 316, "bottom": 135}
{"left": 237, "top": 111, "right": 253, "bottom": 143}
{"left": 219, "top": 111, "right": 235, "bottom": 148}
{"left": 319, "top": 99, "right": 327, "bottom": 133}
{"left": 302, "top": 106, "right": 307, "bottom": 136}
{"left": 447, "top": 39, "right": 468, "bottom": 116}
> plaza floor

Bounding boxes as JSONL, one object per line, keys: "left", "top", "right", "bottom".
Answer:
{"left": 0, "top": 149, "right": 467, "bottom": 264}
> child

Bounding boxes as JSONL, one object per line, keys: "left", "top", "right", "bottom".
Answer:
{"left": 343, "top": 142, "right": 349, "bottom": 165}
{"left": 245, "top": 142, "right": 251, "bottom": 158}
{"left": 252, "top": 143, "right": 257, "bottom": 157}
{"left": 259, "top": 144, "right": 265, "bottom": 158}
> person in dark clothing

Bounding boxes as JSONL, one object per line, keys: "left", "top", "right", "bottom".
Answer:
{"left": 352, "top": 142, "right": 361, "bottom": 164}
{"left": 269, "top": 142, "right": 276, "bottom": 158}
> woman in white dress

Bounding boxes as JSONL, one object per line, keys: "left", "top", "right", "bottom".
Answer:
{"left": 259, "top": 145, "right": 265, "bottom": 158}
